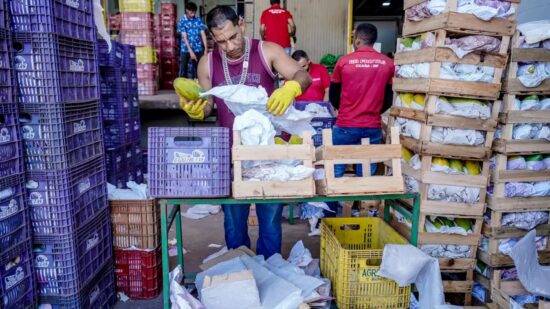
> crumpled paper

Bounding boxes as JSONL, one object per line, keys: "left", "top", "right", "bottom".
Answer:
{"left": 435, "top": 97, "right": 492, "bottom": 119}
{"left": 431, "top": 126, "right": 486, "bottom": 146}
{"left": 500, "top": 211, "right": 549, "bottom": 230}
{"left": 457, "top": 0, "right": 514, "bottom": 21}
{"left": 517, "top": 20, "right": 550, "bottom": 45}
{"left": 182, "top": 204, "right": 222, "bottom": 220}
{"left": 170, "top": 266, "right": 205, "bottom": 309}
{"left": 444, "top": 35, "right": 501, "bottom": 58}
{"left": 421, "top": 244, "right": 472, "bottom": 259}
{"left": 107, "top": 181, "right": 148, "bottom": 200}
{"left": 440, "top": 62, "right": 495, "bottom": 82}
{"left": 517, "top": 62, "right": 550, "bottom": 88}
{"left": 201, "top": 85, "right": 314, "bottom": 136}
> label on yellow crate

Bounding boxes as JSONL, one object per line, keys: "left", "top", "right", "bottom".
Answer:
{"left": 356, "top": 260, "right": 384, "bottom": 283}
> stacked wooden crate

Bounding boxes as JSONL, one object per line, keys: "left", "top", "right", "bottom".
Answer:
{"left": 387, "top": 0, "right": 519, "bottom": 305}
{"left": 474, "top": 29, "right": 550, "bottom": 307}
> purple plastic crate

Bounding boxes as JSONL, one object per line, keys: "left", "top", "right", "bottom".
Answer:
{"left": 19, "top": 101, "right": 104, "bottom": 171}
{"left": 38, "top": 264, "right": 116, "bottom": 309}
{"left": 129, "top": 94, "right": 139, "bottom": 117}
{"left": 105, "top": 146, "right": 125, "bottom": 176}
{"left": 33, "top": 208, "right": 112, "bottom": 297}
{"left": 13, "top": 33, "right": 99, "bottom": 104}
{"left": 97, "top": 40, "right": 123, "bottom": 68}
{"left": 9, "top": 0, "right": 96, "bottom": 42}
{"left": 101, "top": 95, "right": 131, "bottom": 122}
{"left": 107, "top": 170, "right": 128, "bottom": 189}
{"left": 0, "top": 103, "right": 24, "bottom": 178}
{"left": 148, "top": 127, "right": 231, "bottom": 198}
{"left": 127, "top": 69, "right": 138, "bottom": 93}
{"left": 0, "top": 239, "right": 35, "bottom": 309}
{"left": 123, "top": 44, "right": 136, "bottom": 69}
{"left": 0, "top": 174, "right": 28, "bottom": 253}
{"left": 293, "top": 101, "right": 336, "bottom": 147}
{"left": 100, "top": 67, "right": 129, "bottom": 97}
{"left": 26, "top": 157, "right": 108, "bottom": 236}
{"left": 103, "top": 119, "right": 132, "bottom": 148}
{"left": 0, "top": 30, "right": 15, "bottom": 104}
{"left": 131, "top": 117, "right": 141, "bottom": 143}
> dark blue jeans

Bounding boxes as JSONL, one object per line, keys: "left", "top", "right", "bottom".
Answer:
{"left": 326, "top": 126, "right": 383, "bottom": 216}
{"left": 222, "top": 203, "right": 283, "bottom": 258}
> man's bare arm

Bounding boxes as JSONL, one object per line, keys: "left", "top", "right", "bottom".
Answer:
{"left": 288, "top": 18, "right": 296, "bottom": 36}
{"left": 260, "top": 24, "right": 266, "bottom": 40}
{"left": 197, "top": 55, "right": 214, "bottom": 117}
{"left": 263, "top": 41, "right": 311, "bottom": 91}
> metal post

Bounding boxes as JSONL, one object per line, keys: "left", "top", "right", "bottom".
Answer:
{"left": 410, "top": 193, "right": 420, "bottom": 246}
{"left": 160, "top": 200, "right": 171, "bottom": 309}
{"left": 175, "top": 203, "right": 185, "bottom": 272}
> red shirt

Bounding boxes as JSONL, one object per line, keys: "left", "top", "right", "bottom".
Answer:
{"left": 260, "top": 4, "right": 293, "bottom": 48}
{"left": 297, "top": 63, "right": 330, "bottom": 101}
{"left": 331, "top": 47, "right": 394, "bottom": 128}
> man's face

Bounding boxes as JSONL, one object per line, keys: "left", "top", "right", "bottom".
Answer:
{"left": 297, "top": 58, "right": 310, "bottom": 72}
{"left": 211, "top": 20, "right": 246, "bottom": 60}
{"left": 186, "top": 9, "right": 196, "bottom": 18}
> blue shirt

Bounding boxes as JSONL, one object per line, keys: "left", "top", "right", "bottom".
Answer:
{"left": 178, "top": 16, "right": 206, "bottom": 53}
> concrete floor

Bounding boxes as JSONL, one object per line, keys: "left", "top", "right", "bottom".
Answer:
{"left": 114, "top": 205, "right": 320, "bottom": 308}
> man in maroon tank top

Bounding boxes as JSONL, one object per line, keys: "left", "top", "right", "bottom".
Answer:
{"left": 178, "top": 6, "right": 311, "bottom": 258}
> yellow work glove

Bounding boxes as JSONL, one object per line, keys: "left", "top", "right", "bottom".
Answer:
{"left": 267, "top": 80, "right": 302, "bottom": 116}
{"left": 288, "top": 135, "right": 303, "bottom": 144}
{"left": 179, "top": 97, "right": 207, "bottom": 120}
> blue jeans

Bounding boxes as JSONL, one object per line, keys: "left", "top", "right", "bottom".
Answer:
{"left": 222, "top": 203, "right": 283, "bottom": 258}
{"left": 326, "top": 126, "right": 383, "bottom": 216}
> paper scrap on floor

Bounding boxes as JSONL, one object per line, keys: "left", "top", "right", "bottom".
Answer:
{"left": 181, "top": 204, "right": 221, "bottom": 219}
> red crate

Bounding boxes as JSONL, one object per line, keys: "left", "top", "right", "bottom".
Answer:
{"left": 120, "top": 30, "right": 154, "bottom": 47}
{"left": 161, "top": 57, "right": 178, "bottom": 67}
{"left": 161, "top": 80, "right": 174, "bottom": 90}
{"left": 121, "top": 13, "right": 154, "bottom": 30}
{"left": 160, "top": 48, "right": 178, "bottom": 58}
{"left": 137, "top": 64, "right": 157, "bottom": 80}
{"left": 114, "top": 247, "right": 161, "bottom": 300}
{"left": 160, "top": 24, "right": 175, "bottom": 34}
{"left": 160, "top": 3, "right": 176, "bottom": 15}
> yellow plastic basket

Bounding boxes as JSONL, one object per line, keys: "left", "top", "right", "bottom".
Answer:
{"left": 119, "top": 0, "right": 154, "bottom": 12}
{"left": 320, "top": 217, "right": 411, "bottom": 309}
{"left": 136, "top": 47, "right": 157, "bottom": 64}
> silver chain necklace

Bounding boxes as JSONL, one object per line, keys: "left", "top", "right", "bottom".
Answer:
{"left": 221, "top": 37, "right": 251, "bottom": 85}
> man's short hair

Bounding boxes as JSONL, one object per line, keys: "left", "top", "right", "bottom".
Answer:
{"left": 185, "top": 2, "right": 197, "bottom": 12}
{"left": 270, "top": 0, "right": 281, "bottom": 4}
{"left": 355, "top": 23, "right": 377, "bottom": 46}
{"left": 206, "top": 5, "right": 239, "bottom": 30}
{"left": 291, "top": 50, "right": 309, "bottom": 62}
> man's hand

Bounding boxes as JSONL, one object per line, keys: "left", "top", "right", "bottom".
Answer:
{"left": 267, "top": 80, "right": 302, "bottom": 116}
{"left": 179, "top": 97, "right": 206, "bottom": 120}
{"left": 190, "top": 51, "right": 197, "bottom": 61}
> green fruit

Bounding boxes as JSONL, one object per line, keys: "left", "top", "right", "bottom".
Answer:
{"left": 455, "top": 218, "right": 473, "bottom": 231}
{"left": 526, "top": 154, "right": 543, "bottom": 162}
{"left": 450, "top": 159, "right": 464, "bottom": 172}
{"left": 174, "top": 78, "right": 203, "bottom": 102}
{"left": 465, "top": 161, "right": 481, "bottom": 175}
{"left": 401, "top": 37, "right": 414, "bottom": 48}
{"left": 432, "top": 157, "right": 450, "bottom": 167}
{"left": 440, "top": 217, "right": 455, "bottom": 227}
{"left": 524, "top": 95, "right": 539, "bottom": 101}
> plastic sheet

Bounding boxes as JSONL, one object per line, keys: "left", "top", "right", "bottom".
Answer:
{"left": 510, "top": 230, "right": 550, "bottom": 298}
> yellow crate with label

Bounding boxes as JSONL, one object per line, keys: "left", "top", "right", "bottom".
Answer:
{"left": 136, "top": 47, "right": 157, "bottom": 64}
{"left": 119, "top": 0, "right": 154, "bottom": 13}
{"left": 320, "top": 217, "right": 411, "bottom": 309}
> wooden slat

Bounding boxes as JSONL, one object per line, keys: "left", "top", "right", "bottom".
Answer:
{"left": 492, "top": 139, "right": 550, "bottom": 155}
{"left": 395, "top": 47, "right": 507, "bottom": 68}
{"left": 487, "top": 196, "right": 550, "bottom": 211}
{"left": 478, "top": 249, "right": 550, "bottom": 267}
{"left": 443, "top": 280, "right": 473, "bottom": 293}
{"left": 511, "top": 48, "right": 550, "bottom": 63}
{"left": 422, "top": 141, "right": 492, "bottom": 160}
{"left": 428, "top": 114, "right": 497, "bottom": 132}
{"left": 492, "top": 169, "right": 550, "bottom": 183}
{"left": 393, "top": 78, "right": 500, "bottom": 100}
{"left": 482, "top": 223, "right": 550, "bottom": 239}
{"left": 421, "top": 200, "right": 485, "bottom": 217}
{"left": 315, "top": 144, "right": 401, "bottom": 161}
{"left": 503, "top": 78, "right": 550, "bottom": 94}
{"left": 389, "top": 106, "right": 427, "bottom": 123}
{"left": 499, "top": 110, "right": 550, "bottom": 124}
{"left": 232, "top": 179, "right": 315, "bottom": 199}
{"left": 317, "top": 176, "right": 405, "bottom": 196}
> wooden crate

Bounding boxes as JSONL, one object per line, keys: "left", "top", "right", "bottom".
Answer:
{"left": 492, "top": 95, "right": 550, "bottom": 154}
{"left": 403, "top": 0, "right": 519, "bottom": 37}
{"left": 502, "top": 32, "right": 550, "bottom": 94}
{"left": 396, "top": 30, "right": 510, "bottom": 68}
{"left": 483, "top": 206, "right": 550, "bottom": 240}
{"left": 389, "top": 208, "right": 482, "bottom": 271}
{"left": 491, "top": 286, "right": 550, "bottom": 309}
{"left": 491, "top": 153, "right": 550, "bottom": 196}
{"left": 232, "top": 130, "right": 316, "bottom": 199}
{"left": 313, "top": 127, "right": 404, "bottom": 196}
{"left": 442, "top": 269, "right": 475, "bottom": 306}
{"left": 393, "top": 65, "right": 503, "bottom": 101}
{"left": 475, "top": 267, "right": 529, "bottom": 306}
{"left": 478, "top": 235, "right": 550, "bottom": 268}
{"left": 388, "top": 109, "right": 497, "bottom": 160}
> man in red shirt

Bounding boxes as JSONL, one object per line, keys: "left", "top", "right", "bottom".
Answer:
{"left": 260, "top": 0, "right": 295, "bottom": 54}
{"left": 329, "top": 23, "right": 394, "bottom": 177}
{"left": 292, "top": 50, "right": 330, "bottom": 101}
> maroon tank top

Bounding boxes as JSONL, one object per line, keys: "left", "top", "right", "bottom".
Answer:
{"left": 209, "top": 38, "right": 277, "bottom": 130}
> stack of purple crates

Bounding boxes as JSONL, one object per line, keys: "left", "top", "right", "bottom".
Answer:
{"left": 98, "top": 40, "right": 144, "bottom": 188}
{"left": 0, "top": 3, "right": 36, "bottom": 307}
{"left": 8, "top": 0, "right": 116, "bottom": 306}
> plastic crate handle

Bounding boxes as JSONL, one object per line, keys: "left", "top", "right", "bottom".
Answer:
{"left": 169, "top": 136, "right": 206, "bottom": 147}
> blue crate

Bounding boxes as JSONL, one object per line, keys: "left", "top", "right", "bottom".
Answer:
{"left": 26, "top": 157, "right": 108, "bottom": 236}
{"left": 123, "top": 44, "right": 136, "bottom": 69}
{"left": 294, "top": 101, "right": 336, "bottom": 147}
{"left": 13, "top": 33, "right": 99, "bottom": 104}
{"left": 103, "top": 119, "right": 132, "bottom": 148}
{"left": 0, "top": 174, "right": 28, "bottom": 254}
{"left": 20, "top": 101, "right": 104, "bottom": 171}
{"left": 0, "top": 238, "right": 35, "bottom": 309}
{"left": 0, "top": 102, "right": 24, "bottom": 178}
{"left": 97, "top": 39, "right": 123, "bottom": 68}
{"left": 0, "top": 29, "right": 15, "bottom": 104}
{"left": 38, "top": 263, "right": 116, "bottom": 309}
{"left": 33, "top": 208, "right": 112, "bottom": 296}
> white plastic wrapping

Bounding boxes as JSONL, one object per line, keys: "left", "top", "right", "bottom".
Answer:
{"left": 517, "top": 63, "right": 550, "bottom": 88}
{"left": 510, "top": 230, "right": 550, "bottom": 298}
{"left": 435, "top": 97, "right": 491, "bottom": 119}
{"left": 428, "top": 184, "right": 480, "bottom": 204}
{"left": 517, "top": 20, "right": 550, "bottom": 45}
{"left": 421, "top": 244, "right": 472, "bottom": 258}
{"left": 457, "top": 0, "right": 515, "bottom": 21}
{"left": 201, "top": 85, "right": 314, "bottom": 136}
{"left": 500, "top": 211, "right": 549, "bottom": 230}
{"left": 430, "top": 127, "right": 486, "bottom": 146}
{"left": 396, "top": 63, "right": 430, "bottom": 78}
{"left": 170, "top": 266, "right": 205, "bottom": 309}
{"left": 440, "top": 63, "right": 495, "bottom": 82}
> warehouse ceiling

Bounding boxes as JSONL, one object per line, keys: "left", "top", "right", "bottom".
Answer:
{"left": 354, "top": 0, "right": 404, "bottom": 16}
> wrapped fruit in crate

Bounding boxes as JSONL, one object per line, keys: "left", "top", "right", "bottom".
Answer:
{"left": 38, "top": 263, "right": 116, "bottom": 308}
{"left": 9, "top": 0, "right": 96, "bottom": 42}
{"left": 148, "top": 127, "right": 231, "bottom": 198}
{"left": 14, "top": 33, "right": 99, "bottom": 104}
{"left": 114, "top": 247, "right": 161, "bottom": 299}
{"left": 0, "top": 240, "right": 35, "bottom": 309}
{"left": 33, "top": 209, "right": 112, "bottom": 297}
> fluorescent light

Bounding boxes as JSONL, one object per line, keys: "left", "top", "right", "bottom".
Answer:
{"left": 382, "top": 1, "right": 390, "bottom": 6}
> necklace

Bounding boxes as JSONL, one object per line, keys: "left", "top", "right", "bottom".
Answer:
{"left": 221, "top": 37, "right": 251, "bottom": 85}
